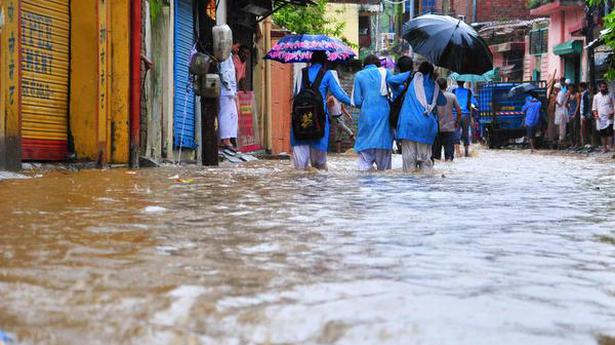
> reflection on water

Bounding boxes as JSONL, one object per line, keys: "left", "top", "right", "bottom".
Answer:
{"left": 0, "top": 150, "right": 614, "bottom": 345}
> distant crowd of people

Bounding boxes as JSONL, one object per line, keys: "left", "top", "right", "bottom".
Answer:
{"left": 548, "top": 78, "right": 614, "bottom": 154}
{"left": 290, "top": 52, "right": 481, "bottom": 172}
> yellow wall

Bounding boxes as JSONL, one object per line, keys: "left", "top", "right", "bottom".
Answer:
{"left": 1, "top": 0, "right": 5, "bottom": 158}
{"left": 1, "top": 0, "right": 22, "bottom": 169}
{"left": 70, "top": 0, "right": 130, "bottom": 164}
{"left": 326, "top": 3, "right": 359, "bottom": 54}
{"left": 110, "top": 0, "right": 130, "bottom": 163}
{"left": 70, "top": 0, "right": 99, "bottom": 160}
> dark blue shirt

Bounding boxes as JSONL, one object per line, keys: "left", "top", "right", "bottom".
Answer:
{"left": 522, "top": 97, "right": 542, "bottom": 127}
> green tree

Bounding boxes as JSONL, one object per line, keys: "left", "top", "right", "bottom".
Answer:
{"left": 273, "top": 0, "right": 351, "bottom": 45}
{"left": 588, "top": 0, "right": 615, "bottom": 80}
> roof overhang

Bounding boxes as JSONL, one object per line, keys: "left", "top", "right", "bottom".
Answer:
{"left": 553, "top": 39, "right": 583, "bottom": 56}
{"left": 490, "top": 41, "right": 525, "bottom": 54}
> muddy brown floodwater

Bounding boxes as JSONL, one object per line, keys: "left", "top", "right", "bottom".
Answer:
{"left": 0, "top": 150, "right": 614, "bottom": 345}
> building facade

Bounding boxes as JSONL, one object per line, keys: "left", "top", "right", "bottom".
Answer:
{"left": 0, "top": 0, "right": 135, "bottom": 171}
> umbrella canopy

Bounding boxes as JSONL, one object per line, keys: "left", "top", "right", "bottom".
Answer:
{"left": 449, "top": 68, "right": 499, "bottom": 83}
{"left": 403, "top": 14, "right": 493, "bottom": 75}
{"left": 508, "top": 83, "right": 537, "bottom": 98}
{"left": 265, "top": 34, "right": 356, "bottom": 63}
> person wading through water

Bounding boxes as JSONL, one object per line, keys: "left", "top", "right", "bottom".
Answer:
{"left": 453, "top": 81, "right": 478, "bottom": 157}
{"left": 291, "top": 51, "right": 351, "bottom": 170}
{"left": 352, "top": 55, "right": 395, "bottom": 171}
{"left": 390, "top": 61, "right": 443, "bottom": 172}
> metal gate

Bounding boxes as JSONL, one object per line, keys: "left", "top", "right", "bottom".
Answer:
{"left": 173, "top": 0, "right": 196, "bottom": 149}
{"left": 21, "top": 0, "right": 70, "bottom": 160}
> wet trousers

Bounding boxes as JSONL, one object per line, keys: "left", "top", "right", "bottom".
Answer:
{"left": 292, "top": 145, "right": 327, "bottom": 170}
{"left": 401, "top": 140, "right": 433, "bottom": 172}
{"left": 558, "top": 122, "right": 567, "bottom": 142}
{"left": 432, "top": 131, "right": 456, "bottom": 161}
{"left": 357, "top": 149, "right": 392, "bottom": 171}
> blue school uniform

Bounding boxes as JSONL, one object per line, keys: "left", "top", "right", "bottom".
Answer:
{"left": 290, "top": 63, "right": 351, "bottom": 152}
{"left": 394, "top": 74, "right": 441, "bottom": 145}
{"left": 352, "top": 65, "right": 394, "bottom": 152}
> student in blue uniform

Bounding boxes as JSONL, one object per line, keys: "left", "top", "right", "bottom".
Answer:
{"left": 291, "top": 51, "right": 352, "bottom": 170}
{"left": 522, "top": 91, "right": 543, "bottom": 153}
{"left": 392, "top": 61, "right": 443, "bottom": 172}
{"left": 352, "top": 55, "right": 395, "bottom": 171}
{"left": 454, "top": 81, "right": 478, "bottom": 157}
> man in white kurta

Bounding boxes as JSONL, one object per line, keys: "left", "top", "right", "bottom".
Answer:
{"left": 553, "top": 83, "right": 569, "bottom": 145}
{"left": 592, "top": 81, "right": 615, "bottom": 153}
{"left": 219, "top": 57, "right": 239, "bottom": 148}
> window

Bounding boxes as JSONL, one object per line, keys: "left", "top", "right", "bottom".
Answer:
{"left": 529, "top": 28, "right": 548, "bottom": 55}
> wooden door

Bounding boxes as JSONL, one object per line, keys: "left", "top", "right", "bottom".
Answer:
{"left": 270, "top": 60, "right": 293, "bottom": 154}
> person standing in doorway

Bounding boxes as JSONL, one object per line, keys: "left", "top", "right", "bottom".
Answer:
{"left": 522, "top": 92, "right": 542, "bottom": 153}
{"left": 392, "top": 61, "right": 442, "bottom": 172}
{"left": 218, "top": 56, "right": 240, "bottom": 149}
{"left": 579, "top": 82, "right": 592, "bottom": 147}
{"left": 291, "top": 51, "right": 351, "bottom": 170}
{"left": 433, "top": 78, "right": 461, "bottom": 161}
{"left": 592, "top": 81, "right": 615, "bottom": 153}
{"left": 232, "top": 44, "right": 251, "bottom": 92}
{"left": 453, "top": 81, "right": 477, "bottom": 157}
{"left": 352, "top": 55, "right": 394, "bottom": 171}
{"left": 554, "top": 83, "right": 569, "bottom": 148}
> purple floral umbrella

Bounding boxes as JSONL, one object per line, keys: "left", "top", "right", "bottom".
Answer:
{"left": 265, "top": 34, "right": 356, "bottom": 63}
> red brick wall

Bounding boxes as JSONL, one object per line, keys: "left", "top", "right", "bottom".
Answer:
{"left": 446, "top": 0, "right": 531, "bottom": 22}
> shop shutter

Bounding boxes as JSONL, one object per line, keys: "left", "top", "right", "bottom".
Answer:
{"left": 21, "top": 0, "right": 70, "bottom": 160}
{"left": 173, "top": 0, "right": 197, "bottom": 149}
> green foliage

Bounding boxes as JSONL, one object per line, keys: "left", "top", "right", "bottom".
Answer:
{"left": 273, "top": 0, "right": 355, "bottom": 48}
{"left": 527, "top": 0, "right": 552, "bottom": 10}
{"left": 588, "top": 0, "right": 615, "bottom": 80}
{"left": 150, "top": 0, "right": 169, "bottom": 23}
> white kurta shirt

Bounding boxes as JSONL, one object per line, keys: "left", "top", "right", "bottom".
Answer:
{"left": 219, "top": 57, "right": 237, "bottom": 97}
{"left": 592, "top": 92, "right": 615, "bottom": 130}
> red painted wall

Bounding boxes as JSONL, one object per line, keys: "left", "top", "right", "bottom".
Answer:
{"left": 436, "top": 0, "right": 531, "bottom": 22}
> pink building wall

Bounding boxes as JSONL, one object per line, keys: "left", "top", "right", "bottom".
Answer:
{"left": 526, "top": 4, "right": 586, "bottom": 83}
{"left": 546, "top": 9, "right": 585, "bottom": 81}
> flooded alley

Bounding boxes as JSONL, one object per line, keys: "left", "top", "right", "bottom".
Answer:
{"left": 1, "top": 150, "right": 614, "bottom": 345}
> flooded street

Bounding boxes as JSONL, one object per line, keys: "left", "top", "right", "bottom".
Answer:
{"left": 1, "top": 150, "right": 614, "bottom": 345}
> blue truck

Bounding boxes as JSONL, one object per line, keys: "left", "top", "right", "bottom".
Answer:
{"left": 477, "top": 81, "right": 547, "bottom": 149}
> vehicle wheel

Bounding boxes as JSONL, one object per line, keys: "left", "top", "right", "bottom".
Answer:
{"left": 486, "top": 128, "right": 495, "bottom": 149}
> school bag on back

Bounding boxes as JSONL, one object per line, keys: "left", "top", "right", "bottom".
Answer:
{"left": 389, "top": 73, "right": 414, "bottom": 128}
{"left": 292, "top": 67, "right": 327, "bottom": 141}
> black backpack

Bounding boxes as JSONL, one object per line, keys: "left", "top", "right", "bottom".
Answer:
{"left": 292, "top": 67, "right": 327, "bottom": 141}
{"left": 389, "top": 73, "right": 414, "bottom": 128}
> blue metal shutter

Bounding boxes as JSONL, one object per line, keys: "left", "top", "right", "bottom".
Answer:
{"left": 173, "top": 0, "right": 197, "bottom": 149}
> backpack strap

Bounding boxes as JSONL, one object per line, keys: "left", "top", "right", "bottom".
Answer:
{"left": 302, "top": 67, "right": 311, "bottom": 90}
{"left": 399, "top": 73, "right": 414, "bottom": 99}
{"left": 312, "top": 67, "right": 327, "bottom": 93}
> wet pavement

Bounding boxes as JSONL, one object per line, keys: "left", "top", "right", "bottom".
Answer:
{"left": 0, "top": 150, "right": 614, "bottom": 345}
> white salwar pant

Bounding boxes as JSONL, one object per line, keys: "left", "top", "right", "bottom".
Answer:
{"left": 357, "top": 149, "right": 392, "bottom": 171}
{"left": 401, "top": 140, "right": 433, "bottom": 172}
{"left": 292, "top": 145, "right": 327, "bottom": 170}
{"left": 219, "top": 95, "right": 238, "bottom": 140}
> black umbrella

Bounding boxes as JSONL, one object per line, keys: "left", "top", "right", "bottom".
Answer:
{"left": 403, "top": 14, "right": 493, "bottom": 75}
{"left": 508, "top": 83, "right": 537, "bottom": 98}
